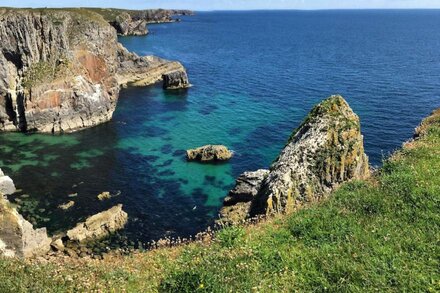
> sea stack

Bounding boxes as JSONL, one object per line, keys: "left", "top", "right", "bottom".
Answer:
{"left": 163, "top": 70, "right": 191, "bottom": 90}
{"left": 220, "top": 95, "right": 370, "bottom": 223}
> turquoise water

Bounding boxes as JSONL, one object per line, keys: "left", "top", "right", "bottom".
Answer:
{"left": 1, "top": 10, "right": 439, "bottom": 244}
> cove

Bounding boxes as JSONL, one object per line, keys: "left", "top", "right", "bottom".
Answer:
{"left": 1, "top": 10, "right": 439, "bottom": 246}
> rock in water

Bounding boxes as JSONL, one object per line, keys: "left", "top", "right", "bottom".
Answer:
{"left": 218, "top": 169, "right": 269, "bottom": 225}
{"left": 186, "top": 145, "right": 233, "bottom": 162}
{"left": 0, "top": 169, "right": 16, "bottom": 195}
{"left": 252, "top": 95, "right": 370, "bottom": 214}
{"left": 58, "top": 201, "right": 75, "bottom": 210}
{"left": 66, "top": 204, "right": 128, "bottom": 243}
{"left": 97, "top": 191, "right": 111, "bottom": 201}
{"left": 163, "top": 70, "right": 190, "bottom": 90}
{"left": 220, "top": 95, "right": 370, "bottom": 223}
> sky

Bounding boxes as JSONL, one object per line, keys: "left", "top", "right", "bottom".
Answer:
{"left": 2, "top": 0, "right": 440, "bottom": 11}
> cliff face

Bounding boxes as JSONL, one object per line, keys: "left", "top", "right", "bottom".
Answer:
{"left": 89, "top": 8, "right": 194, "bottom": 36}
{"left": 0, "top": 8, "right": 188, "bottom": 133}
{"left": 220, "top": 95, "right": 370, "bottom": 223}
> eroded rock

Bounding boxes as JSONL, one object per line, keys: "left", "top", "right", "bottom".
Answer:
{"left": 163, "top": 70, "right": 190, "bottom": 90}
{"left": 218, "top": 169, "right": 269, "bottom": 225}
{"left": 66, "top": 204, "right": 128, "bottom": 243}
{"left": 0, "top": 169, "right": 16, "bottom": 195}
{"left": 0, "top": 171, "right": 51, "bottom": 258}
{"left": 187, "top": 145, "right": 233, "bottom": 162}
{"left": 0, "top": 8, "right": 189, "bottom": 133}
{"left": 220, "top": 95, "right": 370, "bottom": 223}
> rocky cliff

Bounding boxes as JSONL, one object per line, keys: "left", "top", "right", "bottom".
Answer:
{"left": 220, "top": 95, "right": 370, "bottom": 223}
{"left": 88, "top": 8, "right": 194, "bottom": 36}
{"left": 0, "top": 8, "right": 188, "bottom": 133}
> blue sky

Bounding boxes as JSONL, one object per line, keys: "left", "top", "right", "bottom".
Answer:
{"left": 2, "top": 0, "right": 440, "bottom": 11}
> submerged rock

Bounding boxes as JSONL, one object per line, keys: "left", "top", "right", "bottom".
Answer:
{"left": 97, "top": 191, "right": 111, "bottom": 201}
{"left": 162, "top": 70, "right": 191, "bottom": 90}
{"left": 220, "top": 95, "right": 370, "bottom": 223}
{"left": 66, "top": 204, "right": 128, "bottom": 243}
{"left": 186, "top": 145, "right": 233, "bottom": 162}
{"left": 58, "top": 201, "right": 75, "bottom": 211}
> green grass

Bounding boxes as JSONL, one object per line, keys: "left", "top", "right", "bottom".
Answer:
{"left": 0, "top": 110, "right": 439, "bottom": 292}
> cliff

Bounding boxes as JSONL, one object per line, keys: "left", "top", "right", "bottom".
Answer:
{"left": 0, "top": 103, "right": 437, "bottom": 291}
{"left": 0, "top": 8, "right": 188, "bottom": 133}
{"left": 220, "top": 95, "right": 370, "bottom": 223}
{"left": 88, "top": 8, "right": 194, "bottom": 36}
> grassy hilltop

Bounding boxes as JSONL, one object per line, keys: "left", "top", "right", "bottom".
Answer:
{"left": 0, "top": 109, "right": 439, "bottom": 292}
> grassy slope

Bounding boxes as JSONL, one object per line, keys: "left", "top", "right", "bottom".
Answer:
{"left": 0, "top": 109, "right": 439, "bottom": 292}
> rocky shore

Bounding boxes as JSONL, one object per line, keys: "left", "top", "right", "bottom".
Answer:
{"left": 0, "top": 8, "right": 189, "bottom": 134}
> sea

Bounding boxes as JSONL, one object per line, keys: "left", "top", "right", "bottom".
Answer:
{"left": 1, "top": 10, "right": 439, "bottom": 245}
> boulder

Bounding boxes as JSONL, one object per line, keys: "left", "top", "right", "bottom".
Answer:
{"left": 66, "top": 204, "right": 128, "bottom": 243}
{"left": 0, "top": 169, "right": 16, "bottom": 195}
{"left": 0, "top": 196, "right": 51, "bottom": 258}
{"left": 187, "top": 145, "right": 233, "bottom": 162}
{"left": 223, "top": 169, "right": 269, "bottom": 206}
{"left": 218, "top": 169, "right": 269, "bottom": 225}
{"left": 162, "top": 70, "right": 191, "bottom": 90}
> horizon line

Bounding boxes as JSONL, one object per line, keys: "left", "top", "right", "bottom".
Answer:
{"left": 2, "top": 7, "right": 440, "bottom": 12}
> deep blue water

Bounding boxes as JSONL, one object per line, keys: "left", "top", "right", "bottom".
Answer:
{"left": 1, "top": 10, "right": 439, "bottom": 245}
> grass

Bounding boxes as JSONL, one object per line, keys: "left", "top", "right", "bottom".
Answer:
{"left": 0, "top": 109, "right": 439, "bottom": 292}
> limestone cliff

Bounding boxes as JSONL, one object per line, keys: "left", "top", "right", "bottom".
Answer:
{"left": 0, "top": 8, "right": 188, "bottom": 133}
{"left": 220, "top": 95, "right": 370, "bottom": 223}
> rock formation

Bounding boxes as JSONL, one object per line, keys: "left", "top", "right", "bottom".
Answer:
{"left": 89, "top": 8, "right": 194, "bottom": 36}
{"left": 218, "top": 169, "right": 269, "bottom": 225}
{"left": 163, "top": 70, "right": 191, "bottom": 90}
{"left": 66, "top": 204, "right": 128, "bottom": 243}
{"left": 0, "top": 8, "right": 188, "bottom": 133}
{"left": 110, "top": 12, "right": 148, "bottom": 36}
{"left": 0, "top": 169, "right": 52, "bottom": 258}
{"left": 220, "top": 95, "right": 370, "bottom": 223}
{"left": 187, "top": 145, "right": 233, "bottom": 162}
{"left": 0, "top": 170, "right": 16, "bottom": 195}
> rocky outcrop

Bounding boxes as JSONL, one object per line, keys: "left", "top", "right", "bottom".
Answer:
{"left": 88, "top": 8, "right": 194, "bottom": 36}
{"left": 66, "top": 204, "right": 128, "bottom": 243}
{"left": 0, "top": 169, "right": 16, "bottom": 196}
{"left": 0, "top": 169, "right": 51, "bottom": 258}
{"left": 220, "top": 95, "right": 370, "bottom": 223}
{"left": 110, "top": 12, "right": 148, "bottom": 36}
{"left": 187, "top": 145, "right": 233, "bottom": 162}
{"left": 218, "top": 170, "right": 269, "bottom": 225}
{"left": 163, "top": 70, "right": 191, "bottom": 90}
{"left": 116, "top": 44, "right": 186, "bottom": 87}
{"left": 0, "top": 8, "right": 189, "bottom": 133}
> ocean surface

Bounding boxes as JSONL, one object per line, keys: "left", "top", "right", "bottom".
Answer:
{"left": 1, "top": 10, "right": 439, "bottom": 245}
